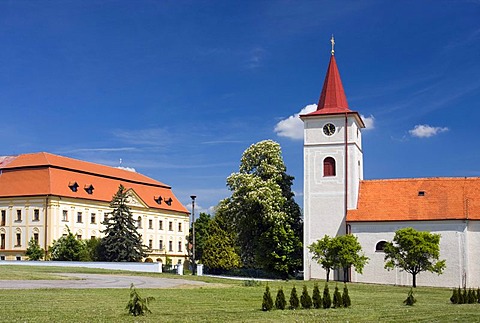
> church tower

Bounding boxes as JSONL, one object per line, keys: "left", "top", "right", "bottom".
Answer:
{"left": 301, "top": 37, "right": 365, "bottom": 280}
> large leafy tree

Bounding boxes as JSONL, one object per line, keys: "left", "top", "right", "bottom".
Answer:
{"left": 384, "top": 227, "right": 446, "bottom": 287}
{"left": 50, "top": 226, "right": 86, "bottom": 261}
{"left": 201, "top": 220, "right": 241, "bottom": 273}
{"left": 217, "top": 140, "right": 303, "bottom": 277}
{"left": 187, "top": 212, "right": 212, "bottom": 265}
{"left": 308, "top": 235, "right": 335, "bottom": 282}
{"left": 101, "top": 185, "right": 147, "bottom": 262}
{"left": 309, "top": 234, "right": 368, "bottom": 282}
{"left": 331, "top": 234, "right": 369, "bottom": 282}
{"left": 26, "top": 237, "right": 45, "bottom": 261}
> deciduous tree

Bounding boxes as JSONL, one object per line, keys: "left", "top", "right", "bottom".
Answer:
{"left": 331, "top": 234, "right": 369, "bottom": 282}
{"left": 50, "top": 226, "right": 85, "bottom": 261}
{"left": 308, "top": 235, "right": 335, "bottom": 281}
{"left": 201, "top": 220, "right": 241, "bottom": 272}
{"left": 384, "top": 227, "right": 446, "bottom": 288}
{"left": 26, "top": 237, "right": 45, "bottom": 261}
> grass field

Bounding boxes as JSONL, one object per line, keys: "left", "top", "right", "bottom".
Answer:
{"left": 0, "top": 265, "right": 478, "bottom": 322}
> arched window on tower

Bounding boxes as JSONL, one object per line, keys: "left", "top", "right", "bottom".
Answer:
{"left": 323, "top": 157, "right": 336, "bottom": 177}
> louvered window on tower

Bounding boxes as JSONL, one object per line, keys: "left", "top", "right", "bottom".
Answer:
{"left": 323, "top": 157, "right": 336, "bottom": 177}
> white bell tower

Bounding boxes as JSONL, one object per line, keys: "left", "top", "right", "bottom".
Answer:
{"left": 301, "top": 37, "right": 365, "bottom": 280}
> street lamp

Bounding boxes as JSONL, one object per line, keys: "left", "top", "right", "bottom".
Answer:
{"left": 190, "top": 195, "right": 196, "bottom": 275}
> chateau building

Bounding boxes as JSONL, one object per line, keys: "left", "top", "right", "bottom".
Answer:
{"left": 302, "top": 42, "right": 480, "bottom": 288}
{"left": 0, "top": 152, "right": 190, "bottom": 264}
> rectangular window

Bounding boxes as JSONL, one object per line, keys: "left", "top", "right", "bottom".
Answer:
{"left": 168, "top": 222, "right": 173, "bottom": 231}
{"left": 77, "top": 235, "right": 82, "bottom": 240}
{"left": 159, "top": 240, "right": 163, "bottom": 250}
{"left": 0, "top": 255, "right": 5, "bottom": 261}
{"left": 16, "top": 233, "right": 21, "bottom": 247}
{"left": 178, "top": 223, "right": 182, "bottom": 232}
{"left": 33, "top": 209, "right": 40, "bottom": 221}
{"left": 91, "top": 236, "right": 96, "bottom": 240}
{"left": 148, "top": 240, "right": 153, "bottom": 249}
{"left": 168, "top": 241, "right": 173, "bottom": 252}
{"left": 159, "top": 220, "right": 163, "bottom": 230}
{"left": 33, "top": 233, "right": 39, "bottom": 243}
{"left": 148, "top": 219, "right": 153, "bottom": 229}
{"left": 178, "top": 241, "right": 182, "bottom": 252}
{"left": 16, "top": 256, "right": 21, "bottom": 261}
{"left": 77, "top": 212, "right": 83, "bottom": 223}
{"left": 16, "top": 210, "right": 22, "bottom": 222}
{"left": 103, "top": 213, "right": 108, "bottom": 223}
{"left": 1, "top": 210, "right": 5, "bottom": 226}
{"left": 137, "top": 217, "right": 142, "bottom": 229}
{"left": 62, "top": 210, "right": 68, "bottom": 222}
{"left": 0, "top": 233, "right": 5, "bottom": 249}
{"left": 90, "top": 213, "right": 96, "bottom": 224}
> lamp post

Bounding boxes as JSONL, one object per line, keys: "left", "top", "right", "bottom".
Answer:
{"left": 190, "top": 195, "right": 196, "bottom": 275}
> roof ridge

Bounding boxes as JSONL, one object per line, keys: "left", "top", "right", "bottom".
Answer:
{"left": 362, "top": 176, "right": 480, "bottom": 183}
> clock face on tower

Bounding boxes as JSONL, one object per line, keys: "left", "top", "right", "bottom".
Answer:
{"left": 323, "top": 123, "right": 336, "bottom": 136}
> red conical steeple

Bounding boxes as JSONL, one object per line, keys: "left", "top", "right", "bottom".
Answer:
{"left": 308, "top": 53, "right": 351, "bottom": 116}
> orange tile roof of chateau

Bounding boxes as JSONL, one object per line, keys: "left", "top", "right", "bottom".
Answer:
{"left": 347, "top": 177, "right": 480, "bottom": 222}
{"left": 0, "top": 152, "right": 189, "bottom": 214}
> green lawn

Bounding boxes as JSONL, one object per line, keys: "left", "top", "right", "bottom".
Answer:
{"left": 0, "top": 265, "right": 478, "bottom": 322}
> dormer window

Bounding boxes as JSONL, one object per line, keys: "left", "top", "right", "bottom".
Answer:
{"left": 165, "top": 197, "right": 173, "bottom": 206}
{"left": 418, "top": 191, "right": 425, "bottom": 197}
{"left": 84, "top": 184, "right": 94, "bottom": 194}
{"left": 68, "top": 182, "right": 79, "bottom": 192}
{"left": 154, "top": 196, "right": 163, "bottom": 205}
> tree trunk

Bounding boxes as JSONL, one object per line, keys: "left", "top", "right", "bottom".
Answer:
{"left": 412, "top": 273, "right": 417, "bottom": 288}
{"left": 343, "top": 267, "right": 349, "bottom": 283}
{"left": 326, "top": 268, "right": 330, "bottom": 282}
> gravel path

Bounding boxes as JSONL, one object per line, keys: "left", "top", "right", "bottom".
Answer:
{"left": 0, "top": 273, "right": 208, "bottom": 289}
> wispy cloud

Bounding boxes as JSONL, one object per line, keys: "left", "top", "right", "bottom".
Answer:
{"left": 274, "top": 104, "right": 316, "bottom": 140}
{"left": 409, "top": 124, "right": 449, "bottom": 138}
{"left": 59, "top": 147, "right": 138, "bottom": 154}
{"left": 361, "top": 114, "right": 375, "bottom": 130}
{"left": 112, "top": 128, "right": 172, "bottom": 146}
{"left": 201, "top": 140, "right": 245, "bottom": 145}
{"left": 245, "top": 47, "right": 267, "bottom": 69}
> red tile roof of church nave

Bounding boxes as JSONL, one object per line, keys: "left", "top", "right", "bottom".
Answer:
{"left": 347, "top": 177, "right": 480, "bottom": 222}
{"left": 0, "top": 152, "right": 189, "bottom": 214}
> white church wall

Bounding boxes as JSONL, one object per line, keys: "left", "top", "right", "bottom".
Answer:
{"left": 467, "top": 221, "right": 480, "bottom": 287}
{"left": 350, "top": 220, "right": 468, "bottom": 288}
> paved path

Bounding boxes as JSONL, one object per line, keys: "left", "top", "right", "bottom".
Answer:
{"left": 0, "top": 273, "right": 209, "bottom": 289}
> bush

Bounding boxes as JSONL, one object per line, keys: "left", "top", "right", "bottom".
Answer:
{"left": 275, "top": 288, "right": 287, "bottom": 310}
{"left": 312, "top": 283, "right": 322, "bottom": 309}
{"left": 458, "top": 287, "right": 464, "bottom": 304}
{"left": 477, "top": 288, "right": 480, "bottom": 303}
{"left": 300, "top": 285, "right": 312, "bottom": 309}
{"left": 333, "top": 284, "right": 342, "bottom": 308}
{"left": 126, "top": 284, "right": 155, "bottom": 316}
{"left": 450, "top": 288, "right": 459, "bottom": 304}
{"left": 289, "top": 286, "right": 300, "bottom": 310}
{"left": 323, "top": 283, "right": 332, "bottom": 309}
{"left": 404, "top": 288, "right": 416, "bottom": 306}
{"left": 261, "top": 285, "right": 273, "bottom": 311}
{"left": 468, "top": 288, "right": 476, "bottom": 304}
{"left": 342, "top": 283, "right": 351, "bottom": 308}
{"left": 243, "top": 279, "right": 261, "bottom": 287}
{"left": 144, "top": 257, "right": 153, "bottom": 263}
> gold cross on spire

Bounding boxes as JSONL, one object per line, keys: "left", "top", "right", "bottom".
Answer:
{"left": 331, "top": 35, "right": 335, "bottom": 56}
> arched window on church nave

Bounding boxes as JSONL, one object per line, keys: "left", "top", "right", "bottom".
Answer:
{"left": 375, "top": 241, "right": 387, "bottom": 252}
{"left": 323, "top": 157, "right": 336, "bottom": 177}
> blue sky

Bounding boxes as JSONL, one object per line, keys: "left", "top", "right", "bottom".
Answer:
{"left": 1, "top": 1, "right": 480, "bottom": 214}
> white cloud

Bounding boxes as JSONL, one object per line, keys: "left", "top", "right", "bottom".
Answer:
{"left": 117, "top": 166, "right": 137, "bottom": 172}
{"left": 409, "top": 124, "right": 449, "bottom": 138}
{"left": 274, "top": 104, "right": 317, "bottom": 140}
{"left": 361, "top": 114, "right": 375, "bottom": 130}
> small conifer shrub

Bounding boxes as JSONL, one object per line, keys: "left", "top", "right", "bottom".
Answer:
{"left": 458, "top": 287, "right": 464, "bottom": 304}
{"left": 404, "top": 288, "right": 416, "bottom": 306}
{"left": 342, "top": 283, "right": 351, "bottom": 308}
{"left": 323, "top": 283, "right": 332, "bottom": 309}
{"left": 312, "top": 283, "right": 322, "bottom": 309}
{"left": 289, "top": 286, "right": 300, "bottom": 310}
{"left": 468, "top": 288, "right": 476, "bottom": 304}
{"left": 477, "top": 288, "right": 480, "bottom": 303}
{"left": 126, "top": 284, "right": 155, "bottom": 316}
{"left": 262, "top": 285, "right": 274, "bottom": 311}
{"left": 462, "top": 288, "right": 468, "bottom": 304}
{"left": 300, "top": 285, "right": 313, "bottom": 309}
{"left": 450, "top": 288, "right": 459, "bottom": 304}
{"left": 275, "top": 287, "right": 287, "bottom": 310}
{"left": 333, "top": 284, "right": 342, "bottom": 308}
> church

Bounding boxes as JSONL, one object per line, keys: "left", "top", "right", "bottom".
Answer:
{"left": 0, "top": 152, "right": 190, "bottom": 264}
{"left": 302, "top": 41, "right": 480, "bottom": 288}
